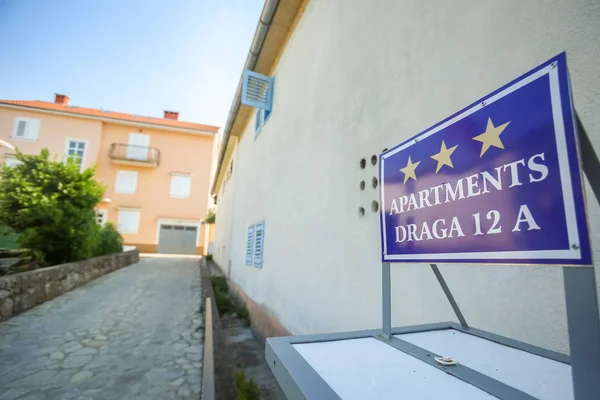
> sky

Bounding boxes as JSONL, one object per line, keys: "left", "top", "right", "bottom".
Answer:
{"left": 0, "top": 0, "right": 265, "bottom": 128}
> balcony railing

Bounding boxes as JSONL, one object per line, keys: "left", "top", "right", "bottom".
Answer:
{"left": 108, "top": 143, "right": 160, "bottom": 167}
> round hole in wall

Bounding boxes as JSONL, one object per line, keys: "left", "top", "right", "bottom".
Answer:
{"left": 360, "top": 180, "right": 366, "bottom": 191}
{"left": 371, "top": 201, "right": 379, "bottom": 212}
{"left": 358, "top": 207, "right": 365, "bottom": 217}
{"left": 371, "top": 155, "right": 377, "bottom": 165}
{"left": 372, "top": 177, "right": 378, "bottom": 189}
{"left": 360, "top": 158, "right": 366, "bottom": 169}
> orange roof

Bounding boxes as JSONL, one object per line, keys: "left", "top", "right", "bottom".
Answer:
{"left": 0, "top": 100, "right": 219, "bottom": 132}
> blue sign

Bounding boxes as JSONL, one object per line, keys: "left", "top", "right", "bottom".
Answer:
{"left": 379, "top": 53, "right": 591, "bottom": 265}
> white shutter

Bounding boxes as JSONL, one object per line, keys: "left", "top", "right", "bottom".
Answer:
{"left": 170, "top": 174, "right": 191, "bottom": 198}
{"left": 115, "top": 170, "right": 138, "bottom": 193}
{"left": 27, "top": 119, "right": 40, "bottom": 140}
{"left": 118, "top": 209, "right": 140, "bottom": 233}
{"left": 127, "top": 133, "right": 150, "bottom": 160}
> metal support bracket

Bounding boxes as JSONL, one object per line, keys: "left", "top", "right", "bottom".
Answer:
{"left": 430, "top": 264, "right": 469, "bottom": 328}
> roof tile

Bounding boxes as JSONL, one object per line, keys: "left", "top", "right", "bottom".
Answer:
{"left": 0, "top": 100, "right": 219, "bottom": 132}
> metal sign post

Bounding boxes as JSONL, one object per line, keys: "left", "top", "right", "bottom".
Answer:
{"left": 378, "top": 53, "right": 600, "bottom": 399}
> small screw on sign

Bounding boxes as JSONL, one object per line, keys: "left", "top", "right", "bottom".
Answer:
{"left": 551, "top": 62, "right": 557, "bottom": 68}
{"left": 572, "top": 244, "right": 580, "bottom": 250}
{"left": 434, "top": 356, "right": 457, "bottom": 366}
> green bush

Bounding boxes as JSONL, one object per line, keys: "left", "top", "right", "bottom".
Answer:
{"left": 0, "top": 225, "right": 20, "bottom": 249}
{"left": 0, "top": 149, "right": 105, "bottom": 265}
{"left": 211, "top": 276, "right": 234, "bottom": 315}
{"left": 94, "top": 223, "right": 123, "bottom": 256}
{"left": 205, "top": 208, "right": 216, "bottom": 224}
{"left": 234, "top": 369, "right": 260, "bottom": 400}
{"left": 205, "top": 254, "right": 213, "bottom": 262}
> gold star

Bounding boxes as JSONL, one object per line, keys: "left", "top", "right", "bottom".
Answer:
{"left": 400, "top": 156, "right": 420, "bottom": 184}
{"left": 430, "top": 140, "right": 458, "bottom": 173}
{"left": 473, "top": 117, "right": 510, "bottom": 157}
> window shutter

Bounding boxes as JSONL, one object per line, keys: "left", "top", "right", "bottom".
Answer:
{"left": 15, "top": 120, "right": 27, "bottom": 137}
{"left": 253, "top": 222, "right": 265, "bottom": 267}
{"left": 170, "top": 175, "right": 191, "bottom": 198}
{"left": 116, "top": 171, "right": 138, "bottom": 193}
{"left": 118, "top": 209, "right": 140, "bottom": 233}
{"left": 246, "top": 225, "right": 255, "bottom": 265}
{"left": 27, "top": 119, "right": 40, "bottom": 140}
{"left": 242, "top": 70, "right": 273, "bottom": 111}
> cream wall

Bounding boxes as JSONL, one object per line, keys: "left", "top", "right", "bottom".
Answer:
{"left": 214, "top": 141, "right": 238, "bottom": 274}
{"left": 95, "top": 123, "right": 215, "bottom": 249}
{"left": 214, "top": 0, "right": 600, "bottom": 354}
{"left": 0, "top": 107, "right": 102, "bottom": 168}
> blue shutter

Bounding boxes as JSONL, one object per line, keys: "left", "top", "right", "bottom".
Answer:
{"left": 245, "top": 225, "right": 254, "bottom": 265}
{"left": 241, "top": 70, "right": 273, "bottom": 111}
{"left": 254, "top": 109, "right": 262, "bottom": 136}
{"left": 253, "top": 222, "right": 265, "bottom": 267}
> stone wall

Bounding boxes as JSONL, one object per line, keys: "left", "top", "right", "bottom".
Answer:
{"left": 0, "top": 249, "right": 139, "bottom": 322}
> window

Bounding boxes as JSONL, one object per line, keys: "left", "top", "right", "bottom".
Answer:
{"left": 4, "top": 157, "right": 23, "bottom": 168}
{"left": 170, "top": 173, "right": 191, "bottom": 198}
{"left": 245, "top": 225, "right": 255, "bottom": 265}
{"left": 115, "top": 170, "right": 138, "bottom": 194}
{"left": 12, "top": 118, "right": 40, "bottom": 140}
{"left": 95, "top": 209, "right": 108, "bottom": 226}
{"left": 253, "top": 222, "right": 265, "bottom": 267}
{"left": 65, "top": 139, "right": 87, "bottom": 171}
{"left": 254, "top": 107, "right": 272, "bottom": 139}
{"left": 117, "top": 209, "right": 140, "bottom": 234}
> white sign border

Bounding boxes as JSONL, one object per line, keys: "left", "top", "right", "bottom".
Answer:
{"left": 380, "top": 63, "right": 581, "bottom": 262}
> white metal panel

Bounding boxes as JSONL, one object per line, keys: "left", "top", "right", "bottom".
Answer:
{"left": 398, "top": 329, "right": 573, "bottom": 400}
{"left": 293, "top": 338, "right": 496, "bottom": 400}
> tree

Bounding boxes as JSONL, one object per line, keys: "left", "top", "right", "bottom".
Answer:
{"left": 0, "top": 149, "right": 105, "bottom": 265}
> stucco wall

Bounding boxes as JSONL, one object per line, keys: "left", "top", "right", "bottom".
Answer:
{"left": 213, "top": 141, "right": 238, "bottom": 275}
{"left": 0, "top": 107, "right": 102, "bottom": 169}
{"left": 214, "top": 0, "right": 600, "bottom": 354}
{"left": 95, "top": 123, "right": 215, "bottom": 247}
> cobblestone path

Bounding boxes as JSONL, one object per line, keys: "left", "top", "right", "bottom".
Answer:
{"left": 0, "top": 258, "right": 203, "bottom": 400}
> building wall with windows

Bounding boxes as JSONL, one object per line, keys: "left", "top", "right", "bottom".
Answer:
{"left": 94, "top": 123, "right": 216, "bottom": 253}
{"left": 212, "top": 0, "right": 600, "bottom": 354}
{"left": 0, "top": 107, "right": 102, "bottom": 170}
{"left": 0, "top": 97, "right": 219, "bottom": 255}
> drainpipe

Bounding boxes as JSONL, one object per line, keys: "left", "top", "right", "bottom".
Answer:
{"left": 210, "top": 0, "right": 279, "bottom": 194}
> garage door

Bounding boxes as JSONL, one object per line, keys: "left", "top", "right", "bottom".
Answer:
{"left": 157, "top": 225, "right": 197, "bottom": 255}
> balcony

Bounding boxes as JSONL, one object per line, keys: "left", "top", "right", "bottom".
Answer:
{"left": 108, "top": 143, "right": 160, "bottom": 167}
